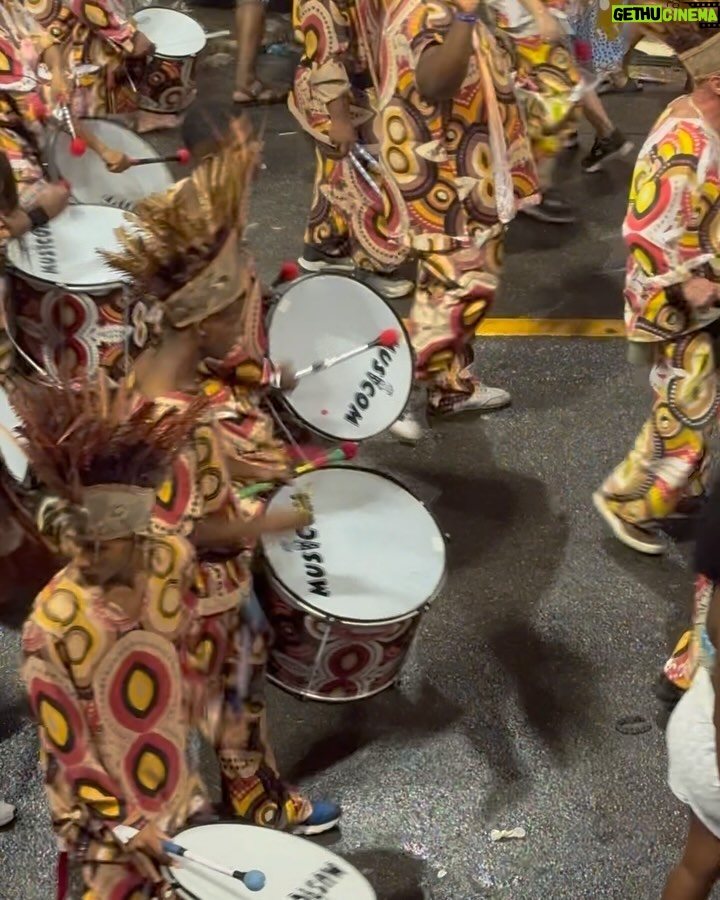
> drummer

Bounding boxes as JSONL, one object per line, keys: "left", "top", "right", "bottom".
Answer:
{"left": 25, "top": 0, "right": 159, "bottom": 131}
{"left": 103, "top": 116, "right": 343, "bottom": 835}
{"left": 18, "top": 373, "right": 212, "bottom": 900}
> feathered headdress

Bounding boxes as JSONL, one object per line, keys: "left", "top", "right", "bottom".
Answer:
{"left": 100, "top": 115, "right": 263, "bottom": 330}
{"left": 12, "top": 373, "right": 206, "bottom": 541}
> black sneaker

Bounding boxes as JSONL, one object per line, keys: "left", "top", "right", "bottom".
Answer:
{"left": 581, "top": 129, "right": 634, "bottom": 173}
{"left": 520, "top": 189, "right": 576, "bottom": 224}
{"left": 298, "top": 244, "right": 354, "bottom": 272}
{"left": 564, "top": 130, "right": 579, "bottom": 150}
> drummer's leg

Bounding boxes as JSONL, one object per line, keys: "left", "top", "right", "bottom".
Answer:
{"left": 233, "top": 0, "right": 284, "bottom": 104}
{"left": 217, "top": 594, "right": 341, "bottom": 834}
{"left": 81, "top": 843, "right": 166, "bottom": 899}
{"left": 410, "top": 235, "right": 509, "bottom": 416}
{"left": 298, "top": 143, "right": 353, "bottom": 271}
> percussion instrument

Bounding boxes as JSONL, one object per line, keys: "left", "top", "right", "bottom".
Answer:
{"left": 260, "top": 467, "right": 446, "bottom": 702}
{"left": 6, "top": 205, "right": 142, "bottom": 379}
{"left": 132, "top": 7, "right": 207, "bottom": 115}
{"left": 48, "top": 118, "right": 175, "bottom": 210}
{"left": 0, "top": 386, "right": 27, "bottom": 484}
{"left": 164, "top": 822, "right": 376, "bottom": 899}
{"left": 267, "top": 273, "right": 413, "bottom": 441}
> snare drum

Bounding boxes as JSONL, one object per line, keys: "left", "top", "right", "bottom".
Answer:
{"left": 48, "top": 118, "right": 174, "bottom": 210}
{"left": 267, "top": 273, "right": 414, "bottom": 441}
{"left": 132, "top": 7, "right": 207, "bottom": 114}
{"left": 6, "top": 205, "right": 145, "bottom": 379}
{"left": 260, "top": 467, "right": 446, "bottom": 702}
{"left": 166, "top": 823, "right": 376, "bottom": 899}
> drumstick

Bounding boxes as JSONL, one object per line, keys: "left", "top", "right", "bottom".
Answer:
{"left": 293, "top": 328, "right": 400, "bottom": 381}
{"left": 234, "top": 442, "right": 358, "bottom": 498}
{"left": 129, "top": 148, "right": 191, "bottom": 166}
{"left": 59, "top": 105, "right": 87, "bottom": 157}
{"left": 161, "top": 839, "right": 266, "bottom": 892}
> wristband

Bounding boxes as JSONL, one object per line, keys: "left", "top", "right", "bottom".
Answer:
{"left": 455, "top": 11, "right": 478, "bottom": 23}
{"left": 27, "top": 207, "right": 50, "bottom": 231}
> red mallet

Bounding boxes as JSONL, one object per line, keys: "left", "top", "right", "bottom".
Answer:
{"left": 292, "top": 328, "right": 402, "bottom": 381}
{"left": 574, "top": 39, "right": 592, "bottom": 64}
{"left": 129, "top": 148, "right": 191, "bottom": 167}
{"left": 70, "top": 137, "right": 87, "bottom": 157}
{"left": 293, "top": 441, "right": 359, "bottom": 474}
{"left": 339, "top": 441, "right": 359, "bottom": 460}
{"left": 271, "top": 261, "right": 301, "bottom": 288}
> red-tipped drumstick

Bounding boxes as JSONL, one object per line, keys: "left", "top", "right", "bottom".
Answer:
{"left": 292, "top": 328, "right": 400, "bottom": 382}
{"left": 129, "top": 148, "right": 191, "bottom": 167}
{"left": 271, "top": 260, "right": 300, "bottom": 287}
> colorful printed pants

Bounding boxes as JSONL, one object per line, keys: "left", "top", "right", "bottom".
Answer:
{"left": 193, "top": 595, "right": 311, "bottom": 829}
{"left": 81, "top": 858, "right": 173, "bottom": 899}
{"left": 304, "top": 141, "right": 408, "bottom": 275}
{"left": 664, "top": 576, "right": 714, "bottom": 691}
{"left": 600, "top": 330, "right": 718, "bottom": 527}
{"left": 0, "top": 124, "right": 47, "bottom": 208}
{"left": 410, "top": 232, "right": 504, "bottom": 404}
{"left": 514, "top": 37, "right": 581, "bottom": 164}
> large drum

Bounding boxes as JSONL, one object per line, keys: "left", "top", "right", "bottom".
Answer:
{"left": 260, "top": 467, "right": 446, "bottom": 702}
{"left": 48, "top": 118, "right": 174, "bottom": 210}
{"left": 164, "top": 823, "right": 376, "bottom": 899}
{"left": 267, "top": 273, "right": 414, "bottom": 441}
{"left": 6, "top": 205, "right": 144, "bottom": 379}
{"left": 132, "top": 7, "right": 207, "bottom": 115}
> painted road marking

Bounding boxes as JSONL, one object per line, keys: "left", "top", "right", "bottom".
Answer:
{"left": 477, "top": 318, "right": 625, "bottom": 337}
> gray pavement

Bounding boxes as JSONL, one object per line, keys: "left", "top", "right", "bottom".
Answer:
{"left": 0, "top": 12, "right": 706, "bottom": 900}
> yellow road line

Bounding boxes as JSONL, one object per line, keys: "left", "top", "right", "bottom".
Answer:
{"left": 476, "top": 318, "right": 625, "bottom": 338}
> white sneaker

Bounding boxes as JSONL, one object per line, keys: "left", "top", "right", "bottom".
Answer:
{"left": 389, "top": 410, "right": 423, "bottom": 443}
{"left": 363, "top": 272, "right": 414, "bottom": 299}
{"left": 298, "top": 255, "right": 354, "bottom": 273}
{"left": 0, "top": 801, "right": 15, "bottom": 826}
{"left": 436, "top": 383, "right": 511, "bottom": 415}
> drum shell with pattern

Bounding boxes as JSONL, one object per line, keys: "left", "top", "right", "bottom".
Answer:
{"left": 259, "top": 467, "right": 446, "bottom": 703}
{"left": 6, "top": 205, "right": 145, "bottom": 379}
{"left": 130, "top": 7, "right": 207, "bottom": 115}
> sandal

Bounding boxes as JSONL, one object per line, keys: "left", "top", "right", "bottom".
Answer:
{"left": 232, "top": 80, "right": 287, "bottom": 107}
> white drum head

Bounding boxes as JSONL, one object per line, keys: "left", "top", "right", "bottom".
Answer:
{"left": 168, "top": 823, "right": 376, "bottom": 899}
{"left": 262, "top": 468, "right": 446, "bottom": 624}
{"left": 135, "top": 7, "right": 207, "bottom": 56}
{"left": 50, "top": 119, "right": 174, "bottom": 209}
{"left": 0, "top": 389, "right": 27, "bottom": 483}
{"left": 268, "top": 274, "right": 414, "bottom": 441}
{"left": 7, "top": 205, "right": 135, "bottom": 289}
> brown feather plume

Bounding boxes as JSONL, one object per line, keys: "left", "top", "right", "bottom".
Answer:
{"left": 100, "top": 115, "right": 262, "bottom": 304}
{"left": 11, "top": 373, "right": 207, "bottom": 503}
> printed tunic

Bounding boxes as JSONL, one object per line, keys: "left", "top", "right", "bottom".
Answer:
{"left": 21, "top": 535, "right": 209, "bottom": 867}
{"left": 623, "top": 100, "right": 720, "bottom": 341}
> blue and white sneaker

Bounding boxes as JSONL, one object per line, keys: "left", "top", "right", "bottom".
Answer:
{"left": 293, "top": 800, "right": 342, "bottom": 836}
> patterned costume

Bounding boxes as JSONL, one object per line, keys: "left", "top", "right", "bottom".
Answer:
{"left": 27, "top": 0, "right": 138, "bottom": 118}
{"left": 15, "top": 375, "right": 209, "bottom": 899}
{"left": 599, "top": 101, "right": 720, "bottom": 527}
{"left": 664, "top": 575, "right": 714, "bottom": 692}
{"left": 103, "top": 119, "right": 317, "bottom": 832}
{"left": 570, "top": 0, "right": 627, "bottom": 76}
{"left": 22, "top": 538, "right": 208, "bottom": 900}
{"left": 0, "top": 2, "right": 55, "bottom": 205}
{"left": 289, "top": 0, "right": 408, "bottom": 273}
{"left": 487, "top": 0, "right": 581, "bottom": 166}
{"left": 377, "top": 0, "right": 539, "bottom": 403}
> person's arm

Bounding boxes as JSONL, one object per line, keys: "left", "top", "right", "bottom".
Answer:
{"left": 66, "top": 0, "right": 137, "bottom": 51}
{"left": 2, "top": 183, "right": 71, "bottom": 238}
{"left": 623, "top": 138, "right": 718, "bottom": 319}
{"left": 414, "top": 5, "right": 478, "bottom": 101}
{"left": 515, "top": 0, "right": 564, "bottom": 39}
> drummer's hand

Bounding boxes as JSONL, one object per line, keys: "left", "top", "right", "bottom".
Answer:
{"left": 103, "top": 149, "right": 133, "bottom": 173}
{"left": 129, "top": 30, "right": 155, "bottom": 58}
{"left": 126, "top": 822, "right": 171, "bottom": 881}
{"left": 35, "top": 182, "right": 71, "bottom": 220}
{"left": 49, "top": 71, "right": 71, "bottom": 107}
{"left": 261, "top": 507, "right": 313, "bottom": 534}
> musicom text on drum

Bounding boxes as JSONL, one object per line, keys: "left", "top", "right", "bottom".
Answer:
{"left": 31, "top": 225, "right": 59, "bottom": 278}
{"left": 286, "top": 860, "right": 352, "bottom": 900}
{"left": 344, "top": 345, "right": 398, "bottom": 427}
{"left": 291, "top": 524, "right": 329, "bottom": 598}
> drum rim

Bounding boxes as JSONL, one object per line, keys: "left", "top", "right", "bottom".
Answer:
{"left": 135, "top": 5, "right": 208, "bottom": 58}
{"left": 266, "top": 271, "right": 414, "bottom": 442}
{"left": 163, "top": 820, "right": 377, "bottom": 898}
{"left": 260, "top": 464, "right": 447, "bottom": 625}
{"left": 6, "top": 202, "right": 136, "bottom": 290}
